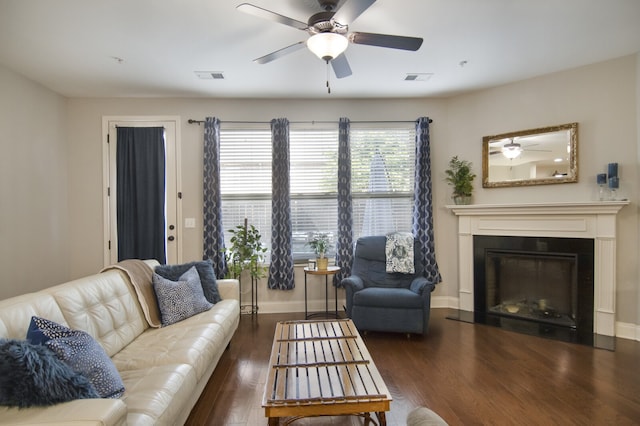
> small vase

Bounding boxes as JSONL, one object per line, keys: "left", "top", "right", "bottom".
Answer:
{"left": 453, "top": 195, "right": 472, "bottom": 205}
{"left": 316, "top": 257, "right": 329, "bottom": 270}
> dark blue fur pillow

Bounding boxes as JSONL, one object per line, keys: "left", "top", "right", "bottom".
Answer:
{"left": 0, "top": 338, "right": 99, "bottom": 408}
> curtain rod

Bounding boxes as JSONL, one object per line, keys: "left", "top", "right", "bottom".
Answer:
{"left": 187, "top": 118, "right": 432, "bottom": 125}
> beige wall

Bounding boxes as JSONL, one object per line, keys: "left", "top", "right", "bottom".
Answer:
{"left": 65, "top": 97, "right": 447, "bottom": 313}
{"left": 444, "top": 54, "right": 639, "bottom": 327}
{"left": 636, "top": 52, "right": 640, "bottom": 327}
{"left": 0, "top": 66, "right": 70, "bottom": 299}
{"left": 1, "top": 53, "right": 638, "bottom": 328}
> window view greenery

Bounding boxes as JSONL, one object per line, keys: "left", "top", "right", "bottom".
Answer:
{"left": 219, "top": 122, "right": 415, "bottom": 262}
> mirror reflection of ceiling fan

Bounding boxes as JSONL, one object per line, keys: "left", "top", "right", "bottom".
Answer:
{"left": 237, "top": 0, "right": 423, "bottom": 80}
{"left": 489, "top": 137, "right": 551, "bottom": 159}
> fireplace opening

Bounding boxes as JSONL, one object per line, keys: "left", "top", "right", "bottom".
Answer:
{"left": 474, "top": 236, "right": 594, "bottom": 345}
{"left": 484, "top": 251, "right": 578, "bottom": 328}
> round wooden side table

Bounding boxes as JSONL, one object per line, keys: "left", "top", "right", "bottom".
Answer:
{"left": 303, "top": 266, "right": 341, "bottom": 319}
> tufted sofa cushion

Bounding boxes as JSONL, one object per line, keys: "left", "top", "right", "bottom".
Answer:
{"left": 0, "top": 293, "right": 68, "bottom": 340}
{"left": 44, "top": 270, "right": 147, "bottom": 357}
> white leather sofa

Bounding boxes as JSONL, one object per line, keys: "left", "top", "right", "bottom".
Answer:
{"left": 0, "top": 260, "right": 240, "bottom": 425}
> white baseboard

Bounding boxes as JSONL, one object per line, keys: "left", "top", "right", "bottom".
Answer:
{"left": 253, "top": 296, "right": 640, "bottom": 342}
{"left": 254, "top": 299, "right": 347, "bottom": 315}
{"left": 616, "top": 322, "right": 640, "bottom": 341}
{"left": 431, "top": 296, "right": 458, "bottom": 309}
{"left": 255, "top": 296, "right": 454, "bottom": 314}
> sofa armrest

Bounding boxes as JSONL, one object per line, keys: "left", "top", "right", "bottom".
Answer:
{"left": 0, "top": 398, "right": 127, "bottom": 426}
{"left": 341, "top": 275, "right": 364, "bottom": 318}
{"left": 410, "top": 277, "right": 435, "bottom": 295}
{"left": 217, "top": 279, "right": 239, "bottom": 301}
{"left": 341, "top": 275, "right": 364, "bottom": 292}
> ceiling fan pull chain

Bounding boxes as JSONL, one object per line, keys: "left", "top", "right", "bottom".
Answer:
{"left": 326, "top": 60, "right": 331, "bottom": 94}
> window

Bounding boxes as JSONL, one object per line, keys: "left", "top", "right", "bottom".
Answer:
{"left": 219, "top": 122, "right": 415, "bottom": 262}
{"left": 350, "top": 124, "right": 415, "bottom": 242}
{"left": 219, "top": 124, "right": 272, "bottom": 258}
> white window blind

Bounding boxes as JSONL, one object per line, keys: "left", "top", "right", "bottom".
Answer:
{"left": 290, "top": 125, "right": 339, "bottom": 259}
{"left": 219, "top": 122, "right": 415, "bottom": 262}
{"left": 219, "top": 126, "right": 272, "bottom": 256}
{"left": 350, "top": 124, "right": 415, "bottom": 240}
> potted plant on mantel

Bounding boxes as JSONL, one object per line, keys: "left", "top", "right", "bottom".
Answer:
{"left": 307, "top": 233, "right": 332, "bottom": 270}
{"left": 445, "top": 155, "right": 477, "bottom": 205}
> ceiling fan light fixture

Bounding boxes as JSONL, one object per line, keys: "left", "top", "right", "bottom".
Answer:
{"left": 502, "top": 143, "right": 522, "bottom": 159}
{"left": 307, "top": 32, "right": 348, "bottom": 61}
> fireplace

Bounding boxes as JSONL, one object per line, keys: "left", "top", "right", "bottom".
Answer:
{"left": 446, "top": 202, "right": 628, "bottom": 349}
{"left": 473, "top": 235, "right": 594, "bottom": 344}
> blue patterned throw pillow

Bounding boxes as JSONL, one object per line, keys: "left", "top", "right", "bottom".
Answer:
{"left": 153, "top": 266, "right": 214, "bottom": 326}
{"left": 0, "top": 338, "right": 99, "bottom": 407}
{"left": 155, "top": 260, "right": 222, "bottom": 304}
{"left": 385, "top": 232, "right": 415, "bottom": 274}
{"left": 26, "top": 317, "right": 125, "bottom": 399}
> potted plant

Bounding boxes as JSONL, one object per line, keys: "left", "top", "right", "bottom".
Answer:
{"left": 223, "top": 221, "right": 267, "bottom": 281}
{"left": 445, "top": 155, "right": 476, "bottom": 205}
{"left": 307, "top": 233, "right": 332, "bottom": 270}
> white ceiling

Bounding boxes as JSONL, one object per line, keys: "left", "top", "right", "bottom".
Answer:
{"left": 1, "top": 0, "right": 639, "bottom": 99}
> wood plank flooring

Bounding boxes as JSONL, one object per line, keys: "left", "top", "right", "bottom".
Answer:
{"left": 186, "top": 309, "right": 640, "bottom": 425}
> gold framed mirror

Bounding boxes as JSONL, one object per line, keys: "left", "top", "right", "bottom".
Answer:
{"left": 482, "top": 122, "right": 578, "bottom": 188}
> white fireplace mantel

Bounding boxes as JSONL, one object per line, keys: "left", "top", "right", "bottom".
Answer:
{"left": 446, "top": 201, "right": 629, "bottom": 337}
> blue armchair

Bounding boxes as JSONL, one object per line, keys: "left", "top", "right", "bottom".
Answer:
{"left": 342, "top": 235, "right": 436, "bottom": 335}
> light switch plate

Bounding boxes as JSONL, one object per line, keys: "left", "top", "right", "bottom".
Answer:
{"left": 185, "top": 218, "right": 196, "bottom": 228}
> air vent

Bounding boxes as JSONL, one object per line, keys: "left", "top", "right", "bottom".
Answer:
{"left": 404, "top": 73, "right": 433, "bottom": 81}
{"left": 195, "top": 71, "right": 225, "bottom": 80}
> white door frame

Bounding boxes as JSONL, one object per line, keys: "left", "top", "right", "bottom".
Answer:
{"left": 102, "top": 116, "right": 183, "bottom": 267}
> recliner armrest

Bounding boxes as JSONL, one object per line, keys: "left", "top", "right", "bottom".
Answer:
{"left": 410, "top": 277, "right": 435, "bottom": 294}
{"left": 341, "top": 275, "right": 364, "bottom": 292}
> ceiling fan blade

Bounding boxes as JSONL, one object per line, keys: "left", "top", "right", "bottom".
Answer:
{"left": 333, "top": 0, "right": 377, "bottom": 24}
{"left": 237, "top": 3, "right": 308, "bottom": 30}
{"left": 254, "top": 41, "right": 306, "bottom": 64}
{"left": 331, "top": 54, "right": 352, "bottom": 79}
{"left": 349, "top": 32, "right": 423, "bottom": 51}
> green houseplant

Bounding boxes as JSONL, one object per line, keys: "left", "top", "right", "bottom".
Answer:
{"left": 223, "top": 222, "right": 267, "bottom": 280}
{"left": 445, "top": 156, "right": 476, "bottom": 205}
{"left": 307, "top": 233, "right": 332, "bottom": 270}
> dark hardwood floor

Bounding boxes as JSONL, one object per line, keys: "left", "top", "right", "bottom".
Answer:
{"left": 186, "top": 309, "right": 640, "bottom": 425}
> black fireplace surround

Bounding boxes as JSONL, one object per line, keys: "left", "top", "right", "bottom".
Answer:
{"left": 473, "top": 235, "right": 595, "bottom": 345}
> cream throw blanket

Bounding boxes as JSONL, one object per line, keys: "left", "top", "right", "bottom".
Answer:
{"left": 101, "top": 259, "right": 162, "bottom": 328}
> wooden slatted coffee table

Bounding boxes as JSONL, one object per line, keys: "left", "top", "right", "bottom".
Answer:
{"left": 262, "top": 319, "right": 392, "bottom": 425}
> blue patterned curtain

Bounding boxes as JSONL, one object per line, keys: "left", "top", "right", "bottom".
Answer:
{"left": 268, "top": 118, "right": 295, "bottom": 290}
{"left": 412, "top": 117, "right": 442, "bottom": 284}
{"left": 334, "top": 118, "right": 353, "bottom": 286}
{"left": 203, "top": 117, "right": 227, "bottom": 278}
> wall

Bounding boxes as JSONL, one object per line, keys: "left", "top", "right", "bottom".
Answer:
{"left": 0, "top": 66, "right": 70, "bottom": 299}
{"left": 1, "top": 54, "right": 638, "bottom": 333}
{"left": 636, "top": 52, "right": 640, "bottom": 332}
{"left": 443, "top": 55, "right": 639, "bottom": 328}
{"left": 65, "top": 97, "right": 447, "bottom": 313}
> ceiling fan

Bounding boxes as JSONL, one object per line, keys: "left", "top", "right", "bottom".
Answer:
{"left": 237, "top": 0, "right": 423, "bottom": 79}
{"left": 489, "top": 138, "right": 551, "bottom": 159}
